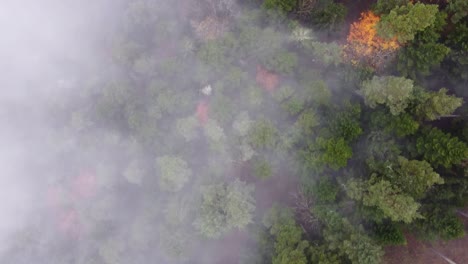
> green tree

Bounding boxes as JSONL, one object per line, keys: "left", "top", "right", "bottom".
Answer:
{"left": 377, "top": 3, "right": 439, "bottom": 43}
{"left": 370, "top": 109, "right": 419, "bottom": 137}
{"left": 416, "top": 127, "right": 468, "bottom": 168}
{"left": 308, "top": 41, "right": 343, "bottom": 67}
{"left": 398, "top": 42, "right": 450, "bottom": 78}
{"left": 309, "top": 245, "right": 342, "bottom": 264}
{"left": 447, "top": 0, "right": 468, "bottom": 23}
{"left": 317, "top": 137, "right": 353, "bottom": 170}
{"left": 327, "top": 104, "right": 363, "bottom": 142}
{"left": 373, "top": 221, "right": 406, "bottom": 245}
{"left": 372, "top": 0, "right": 410, "bottom": 15}
{"left": 282, "top": 97, "right": 305, "bottom": 116}
{"left": 232, "top": 111, "right": 253, "bottom": 137}
{"left": 317, "top": 209, "right": 383, "bottom": 264}
{"left": 390, "top": 157, "right": 444, "bottom": 199}
{"left": 156, "top": 156, "right": 192, "bottom": 192}
{"left": 310, "top": 2, "right": 347, "bottom": 32}
{"left": 364, "top": 131, "right": 402, "bottom": 162}
{"left": 414, "top": 206, "right": 465, "bottom": 241}
{"left": 414, "top": 88, "right": 463, "bottom": 121}
{"left": 302, "top": 79, "right": 332, "bottom": 106}
{"left": 312, "top": 176, "right": 339, "bottom": 203}
{"left": 249, "top": 119, "right": 279, "bottom": 149}
{"left": 346, "top": 177, "right": 421, "bottom": 223}
{"left": 295, "top": 109, "right": 320, "bottom": 136}
{"left": 262, "top": 0, "right": 297, "bottom": 13}
{"left": 262, "top": 51, "right": 298, "bottom": 74}
{"left": 263, "top": 206, "right": 310, "bottom": 264}
{"left": 204, "top": 119, "right": 227, "bottom": 146}
{"left": 197, "top": 40, "right": 230, "bottom": 69}
{"left": 397, "top": 12, "right": 450, "bottom": 78}
{"left": 175, "top": 116, "right": 199, "bottom": 141}
{"left": 253, "top": 158, "right": 273, "bottom": 179}
{"left": 194, "top": 180, "right": 255, "bottom": 238}
{"left": 360, "top": 76, "right": 414, "bottom": 115}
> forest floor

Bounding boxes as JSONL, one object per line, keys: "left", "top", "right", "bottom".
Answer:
{"left": 384, "top": 209, "right": 468, "bottom": 264}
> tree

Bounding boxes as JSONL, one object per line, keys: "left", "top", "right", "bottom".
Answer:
{"left": 317, "top": 209, "right": 384, "bottom": 264}
{"left": 311, "top": 176, "right": 339, "bottom": 203}
{"left": 445, "top": 22, "right": 468, "bottom": 81}
{"left": 175, "top": 116, "right": 199, "bottom": 141}
{"left": 197, "top": 39, "right": 229, "bottom": 68}
{"left": 232, "top": 111, "right": 253, "bottom": 137}
{"left": 373, "top": 221, "right": 406, "bottom": 246}
{"left": 309, "top": 2, "right": 347, "bottom": 32}
{"left": 327, "top": 104, "right": 362, "bottom": 142}
{"left": 262, "top": 51, "right": 298, "bottom": 74}
{"left": 390, "top": 157, "right": 444, "bottom": 199}
{"left": 308, "top": 245, "right": 342, "bottom": 264}
{"left": 447, "top": 0, "right": 468, "bottom": 23}
{"left": 364, "top": 131, "right": 402, "bottom": 162}
{"left": 204, "top": 119, "right": 226, "bottom": 146}
{"left": 397, "top": 12, "right": 450, "bottom": 78}
{"left": 377, "top": 3, "right": 439, "bottom": 43}
{"left": 303, "top": 79, "right": 332, "bottom": 106}
{"left": 262, "top": 0, "right": 297, "bottom": 14}
{"left": 194, "top": 180, "right": 255, "bottom": 238}
{"left": 282, "top": 97, "right": 305, "bottom": 116}
{"left": 308, "top": 41, "right": 343, "bottom": 67}
{"left": 262, "top": 206, "right": 310, "bottom": 264}
{"left": 370, "top": 109, "right": 419, "bottom": 137}
{"left": 346, "top": 177, "right": 421, "bottom": 223}
{"left": 416, "top": 127, "right": 468, "bottom": 168}
{"left": 372, "top": 0, "right": 410, "bottom": 15}
{"left": 253, "top": 158, "right": 273, "bottom": 179}
{"left": 398, "top": 42, "right": 450, "bottom": 79}
{"left": 295, "top": 109, "right": 319, "bottom": 136}
{"left": 316, "top": 137, "right": 353, "bottom": 170}
{"left": 249, "top": 119, "right": 279, "bottom": 149}
{"left": 414, "top": 88, "right": 463, "bottom": 121}
{"left": 414, "top": 206, "right": 465, "bottom": 241}
{"left": 344, "top": 11, "right": 400, "bottom": 68}
{"left": 360, "top": 76, "right": 414, "bottom": 115}
{"left": 156, "top": 156, "right": 192, "bottom": 192}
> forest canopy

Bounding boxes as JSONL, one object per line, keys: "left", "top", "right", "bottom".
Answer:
{"left": 3, "top": 0, "right": 467, "bottom": 264}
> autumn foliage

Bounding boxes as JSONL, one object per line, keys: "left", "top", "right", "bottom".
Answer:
{"left": 344, "top": 11, "right": 400, "bottom": 68}
{"left": 196, "top": 100, "right": 209, "bottom": 125}
{"left": 256, "top": 65, "right": 279, "bottom": 92}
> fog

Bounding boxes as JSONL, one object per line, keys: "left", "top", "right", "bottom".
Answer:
{"left": 0, "top": 0, "right": 117, "bottom": 254}
{"left": 0, "top": 0, "right": 361, "bottom": 261}
{"left": 1, "top": 0, "right": 466, "bottom": 263}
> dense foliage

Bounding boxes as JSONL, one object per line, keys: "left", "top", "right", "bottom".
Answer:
{"left": 6, "top": 0, "right": 467, "bottom": 263}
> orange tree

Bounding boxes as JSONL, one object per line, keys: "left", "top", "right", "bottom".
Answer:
{"left": 344, "top": 11, "right": 400, "bottom": 69}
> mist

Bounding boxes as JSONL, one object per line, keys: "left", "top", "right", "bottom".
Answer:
{"left": 0, "top": 0, "right": 115, "bottom": 253}
{"left": 1, "top": 0, "right": 467, "bottom": 263}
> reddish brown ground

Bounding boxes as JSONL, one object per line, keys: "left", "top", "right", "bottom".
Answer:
{"left": 384, "top": 212, "right": 468, "bottom": 264}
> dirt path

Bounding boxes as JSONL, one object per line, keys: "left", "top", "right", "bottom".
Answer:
{"left": 384, "top": 211, "right": 468, "bottom": 264}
